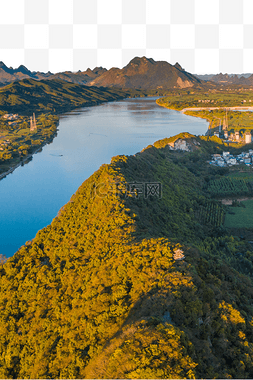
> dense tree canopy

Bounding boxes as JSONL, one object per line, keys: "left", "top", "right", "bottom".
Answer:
{"left": 1, "top": 134, "right": 253, "bottom": 378}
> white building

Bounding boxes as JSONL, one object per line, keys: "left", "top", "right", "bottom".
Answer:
{"left": 245, "top": 132, "right": 252, "bottom": 144}
{"left": 227, "top": 158, "right": 237, "bottom": 165}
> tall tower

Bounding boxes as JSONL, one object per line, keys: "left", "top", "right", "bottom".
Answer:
{"left": 223, "top": 109, "right": 228, "bottom": 131}
{"left": 30, "top": 113, "right": 37, "bottom": 131}
{"left": 218, "top": 119, "right": 221, "bottom": 133}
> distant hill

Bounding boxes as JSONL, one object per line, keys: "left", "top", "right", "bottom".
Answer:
{"left": 47, "top": 67, "right": 107, "bottom": 86}
{"left": 0, "top": 62, "right": 107, "bottom": 87}
{"left": 0, "top": 61, "right": 51, "bottom": 85}
{"left": 208, "top": 73, "right": 252, "bottom": 85}
{"left": 88, "top": 56, "right": 203, "bottom": 89}
{"left": 196, "top": 72, "right": 253, "bottom": 85}
{"left": 1, "top": 134, "right": 253, "bottom": 378}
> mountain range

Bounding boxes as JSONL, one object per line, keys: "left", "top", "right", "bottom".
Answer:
{"left": 0, "top": 61, "right": 107, "bottom": 86}
{"left": 0, "top": 57, "right": 202, "bottom": 90}
{"left": 2, "top": 58, "right": 253, "bottom": 90}
{"left": 196, "top": 72, "right": 253, "bottom": 86}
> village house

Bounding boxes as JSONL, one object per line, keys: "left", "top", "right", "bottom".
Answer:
{"left": 210, "top": 150, "right": 253, "bottom": 167}
{"left": 3, "top": 113, "right": 18, "bottom": 121}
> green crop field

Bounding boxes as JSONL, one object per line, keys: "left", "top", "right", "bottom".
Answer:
{"left": 207, "top": 177, "right": 251, "bottom": 197}
{"left": 224, "top": 199, "right": 253, "bottom": 228}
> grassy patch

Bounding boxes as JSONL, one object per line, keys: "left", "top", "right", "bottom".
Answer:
{"left": 224, "top": 199, "right": 253, "bottom": 227}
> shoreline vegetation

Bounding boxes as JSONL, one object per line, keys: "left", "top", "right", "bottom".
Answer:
{"left": 0, "top": 80, "right": 133, "bottom": 180}
{"left": 0, "top": 134, "right": 57, "bottom": 181}
{"left": 0, "top": 113, "right": 59, "bottom": 181}
{"left": 0, "top": 78, "right": 173, "bottom": 181}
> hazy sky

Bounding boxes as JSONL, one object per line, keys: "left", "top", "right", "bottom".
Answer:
{"left": 0, "top": 0, "right": 251, "bottom": 74}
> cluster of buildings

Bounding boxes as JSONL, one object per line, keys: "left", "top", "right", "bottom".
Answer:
{"left": 1, "top": 113, "right": 37, "bottom": 132}
{"left": 198, "top": 99, "right": 215, "bottom": 103}
{"left": 2, "top": 113, "right": 18, "bottom": 120}
{"left": 214, "top": 129, "right": 252, "bottom": 144}
{"left": 2, "top": 113, "right": 19, "bottom": 127}
{"left": 212, "top": 110, "right": 253, "bottom": 143}
{"left": 0, "top": 138, "right": 11, "bottom": 151}
{"left": 210, "top": 150, "right": 253, "bottom": 167}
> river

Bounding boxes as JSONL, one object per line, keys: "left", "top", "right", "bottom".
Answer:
{"left": 0, "top": 97, "right": 209, "bottom": 257}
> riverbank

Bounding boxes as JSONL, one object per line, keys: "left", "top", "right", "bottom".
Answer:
{"left": 156, "top": 98, "right": 253, "bottom": 137}
{"left": 0, "top": 132, "right": 57, "bottom": 181}
{"left": 156, "top": 99, "right": 212, "bottom": 135}
{"left": 156, "top": 100, "right": 253, "bottom": 118}
{"left": 0, "top": 117, "right": 58, "bottom": 181}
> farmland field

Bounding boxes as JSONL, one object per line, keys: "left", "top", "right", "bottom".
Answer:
{"left": 207, "top": 177, "right": 251, "bottom": 197}
{"left": 197, "top": 200, "right": 224, "bottom": 227}
{"left": 224, "top": 200, "right": 253, "bottom": 228}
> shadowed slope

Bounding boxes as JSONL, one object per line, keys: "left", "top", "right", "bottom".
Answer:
{"left": 1, "top": 136, "right": 253, "bottom": 378}
{"left": 0, "top": 78, "right": 140, "bottom": 113}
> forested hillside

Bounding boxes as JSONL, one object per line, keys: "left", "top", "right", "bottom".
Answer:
{"left": 1, "top": 134, "right": 253, "bottom": 378}
{"left": 0, "top": 78, "right": 146, "bottom": 114}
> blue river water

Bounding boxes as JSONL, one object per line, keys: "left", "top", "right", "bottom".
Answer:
{"left": 0, "top": 97, "right": 209, "bottom": 257}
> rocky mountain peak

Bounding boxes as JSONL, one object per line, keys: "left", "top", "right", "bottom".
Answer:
{"left": 128, "top": 56, "right": 155, "bottom": 67}
{"left": 174, "top": 62, "right": 184, "bottom": 71}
